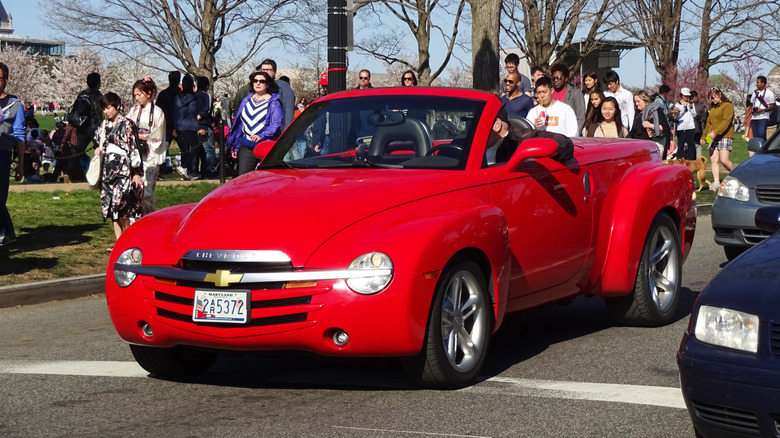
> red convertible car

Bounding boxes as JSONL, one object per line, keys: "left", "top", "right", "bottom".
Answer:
{"left": 107, "top": 87, "right": 697, "bottom": 388}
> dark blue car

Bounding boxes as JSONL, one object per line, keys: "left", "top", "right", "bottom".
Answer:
{"left": 678, "top": 206, "right": 780, "bottom": 437}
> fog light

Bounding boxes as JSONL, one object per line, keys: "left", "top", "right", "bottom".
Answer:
{"left": 142, "top": 323, "right": 154, "bottom": 338}
{"left": 332, "top": 330, "right": 350, "bottom": 346}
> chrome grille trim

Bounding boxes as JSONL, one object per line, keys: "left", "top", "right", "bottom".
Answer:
{"left": 115, "top": 263, "right": 392, "bottom": 284}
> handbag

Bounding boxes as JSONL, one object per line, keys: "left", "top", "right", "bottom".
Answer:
{"left": 135, "top": 105, "right": 154, "bottom": 160}
{"left": 86, "top": 154, "right": 102, "bottom": 188}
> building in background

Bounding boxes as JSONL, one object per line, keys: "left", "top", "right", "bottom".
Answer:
{"left": 0, "top": 0, "right": 65, "bottom": 56}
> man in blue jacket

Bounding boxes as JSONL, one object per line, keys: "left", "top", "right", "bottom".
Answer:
{"left": 0, "top": 62, "right": 25, "bottom": 246}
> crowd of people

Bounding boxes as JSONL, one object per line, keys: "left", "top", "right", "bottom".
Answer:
{"left": 498, "top": 53, "right": 775, "bottom": 189}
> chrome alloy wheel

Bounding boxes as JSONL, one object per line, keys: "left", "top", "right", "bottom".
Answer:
{"left": 440, "top": 269, "right": 488, "bottom": 373}
{"left": 647, "top": 224, "right": 680, "bottom": 313}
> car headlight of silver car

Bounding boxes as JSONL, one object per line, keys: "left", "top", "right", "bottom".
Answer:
{"left": 694, "top": 305, "right": 759, "bottom": 353}
{"left": 718, "top": 176, "right": 750, "bottom": 202}
{"left": 346, "top": 252, "right": 393, "bottom": 294}
{"left": 114, "top": 248, "right": 143, "bottom": 287}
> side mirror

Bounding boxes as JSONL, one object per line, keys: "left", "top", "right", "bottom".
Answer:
{"left": 755, "top": 206, "right": 780, "bottom": 233}
{"left": 748, "top": 138, "right": 764, "bottom": 154}
{"left": 253, "top": 140, "right": 275, "bottom": 161}
{"left": 504, "top": 138, "right": 559, "bottom": 172}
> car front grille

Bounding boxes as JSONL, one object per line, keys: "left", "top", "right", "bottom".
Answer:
{"left": 743, "top": 228, "right": 774, "bottom": 245}
{"left": 691, "top": 400, "right": 760, "bottom": 434}
{"left": 756, "top": 185, "right": 780, "bottom": 205}
{"left": 769, "top": 324, "right": 780, "bottom": 358}
{"left": 139, "top": 251, "right": 330, "bottom": 330}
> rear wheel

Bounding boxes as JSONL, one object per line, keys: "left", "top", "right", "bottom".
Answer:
{"left": 723, "top": 245, "right": 747, "bottom": 261}
{"left": 404, "top": 260, "right": 491, "bottom": 389}
{"left": 607, "top": 214, "right": 681, "bottom": 326}
{"left": 130, "top": 344, "right": 217, "bottom": 378}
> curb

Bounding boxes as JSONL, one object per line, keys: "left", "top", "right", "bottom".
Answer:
{"left": 0, "top": 274, "right": 105, "bottom": 309}
{"left": 697, "top": 204, "right": 712, "bottom": 216}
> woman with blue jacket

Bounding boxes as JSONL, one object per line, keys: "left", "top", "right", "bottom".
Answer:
{"left": 173, "top": 74, "right": 199, "bottom": 180}
{"left": 227, "top": 71, "right": 283, "bottom": 175}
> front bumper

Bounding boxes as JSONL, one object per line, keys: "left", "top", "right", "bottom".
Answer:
{"left": 678, "top": 333, "right": 780, "bottom": 437}
{"left": 106, "top": 265, "right": 434, "bottom": 357}
{"left": 711, "top": 193, "right": 773, "bottom": 248}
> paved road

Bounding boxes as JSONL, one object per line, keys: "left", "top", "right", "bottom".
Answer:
{"left": 0, "top": 216, "right": 724, "bottom": 438}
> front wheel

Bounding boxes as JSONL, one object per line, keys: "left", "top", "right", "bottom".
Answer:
{"left": 723, "top": 245, "right": 747, "bottom": 261}
{"left": 130, "top": 344, "right": 217, "bottom": 378}
{"left": 607, "top": 214, "right": 682, "bottom": 327}
{"left": 404, "top": 260, "right": 491, "bottom": 389}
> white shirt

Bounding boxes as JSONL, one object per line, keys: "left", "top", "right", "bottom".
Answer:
{"left": 751, "top": 88, "right": 776, "bottom": 121}
{"left": 674, "top": 101, "right": 697, "bottom": 131}
{"left": 526, "top": 101, "right": 579, "bottom": 137}
{"left": 604, "top": 86, "right": 634, "bottom": 130}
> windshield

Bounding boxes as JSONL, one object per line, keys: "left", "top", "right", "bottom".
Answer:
{"left": 260, "top": 95, "right": 485, "bottom": 170}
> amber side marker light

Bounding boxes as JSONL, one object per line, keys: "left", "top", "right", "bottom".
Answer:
{"left": 155, "top": 278, "right": 176, "bottom": 285}
{"left": 285, "top": 281, "right": 318, "bottom": 289}
{"left": 423, "top": 271, "right": 441, "bottom": 281}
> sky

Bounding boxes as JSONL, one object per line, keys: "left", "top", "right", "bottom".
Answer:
{"left": 4, "top": 1, "right": 682, "bottom": 90}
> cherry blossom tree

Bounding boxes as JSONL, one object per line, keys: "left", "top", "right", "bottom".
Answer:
{"left": 0, "top": 47, "right": 44, "bottom": 105}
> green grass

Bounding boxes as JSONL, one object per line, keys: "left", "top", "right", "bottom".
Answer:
{"left": 0, "top": 182, "right": 218, "bottom": 286}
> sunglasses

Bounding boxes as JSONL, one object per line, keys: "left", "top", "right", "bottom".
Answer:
{"left": 552, "top": 76, "right": 564, "bottom": 81}
{"left": 253, "top": 79, "right": 267, "bottom": 84}
{"left": 403, "top": 77, "right": 414, "bottom": 81}
{"left": 359, "top": 76, "right": 370, "bottom": 80}
{"left": 504, "top": 80, "right": 515, "bottom": 84}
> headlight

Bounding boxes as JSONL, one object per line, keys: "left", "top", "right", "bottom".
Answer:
{"left": 718, "top": 176, "right": 750, "bottom": 202}
{"left": 346, "top": 252, "right": 393, "bottom": 294}
{"left": 114, "top": 248, "right": 143, "bottom": 287}
{"left": 694, "top": 305, "right": 759, "bottom": 353}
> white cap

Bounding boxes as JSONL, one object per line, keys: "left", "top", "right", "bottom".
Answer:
{"left": 681, "top": 87, "right": 691, "bottom": 96}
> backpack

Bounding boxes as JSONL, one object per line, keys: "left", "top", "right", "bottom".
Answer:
{"left": 67, "top": 93, "right": 93, "bottom": 129}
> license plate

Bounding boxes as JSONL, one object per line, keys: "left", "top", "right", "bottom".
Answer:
{"left": 193, "top": 290, "right": 250, "bottom": 324}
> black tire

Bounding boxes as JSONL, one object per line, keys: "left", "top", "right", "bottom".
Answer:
{"left": 403, "top": 260, "right": 491, "bottom": 389}
{"left": 723, "top": 245, "right": 747, "bottom": 261}
{"left": 130, "top": 344, "right": 217, "bottom": 378}
{"left": 607, "top": 214, "right": 682, "bottom": 327}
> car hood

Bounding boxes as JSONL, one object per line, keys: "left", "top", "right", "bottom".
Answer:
{"left": 699, "top": 235, "right": 780, "bottom": 319}
{"left": 729, "top": 153, "right": 780, "bottom": 187}
{"left": 164, "top": 169, "right": 475, "bottom": 266}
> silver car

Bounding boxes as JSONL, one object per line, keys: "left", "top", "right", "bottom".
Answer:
{"left": 712, "top": 134, "right": 780, "bottom": 260}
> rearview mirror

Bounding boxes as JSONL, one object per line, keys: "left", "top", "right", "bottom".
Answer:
{"left": 755, "top": 206, "right": 780, "bottom": 233}
{"left": 504, "top": 138, "right": 559, "bottom": 172}
{"left": 253, "top": 140, "right": 275, "bottom": 161}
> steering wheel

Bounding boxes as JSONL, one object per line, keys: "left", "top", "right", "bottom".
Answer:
{"left": 426, "top": 144, "right": 463, "bottom": 158}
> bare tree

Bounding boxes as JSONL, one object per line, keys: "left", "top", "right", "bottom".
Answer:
{"left": 44, "top": 0, "right": 299, "bottom": 84}
{"left": 500, "top": 0, "right": 615, "bottom": 72}
{"left": 470, "top": 0, "right": 502, "bottom": 92}
{"left": 354, "top": 0, "right": 467, "bottom": 86}
{"left": 690, "top": 0, "right": 780, "bottom": 81}
{"left": 614, "top": 0, "right": 685, "bottom": 84}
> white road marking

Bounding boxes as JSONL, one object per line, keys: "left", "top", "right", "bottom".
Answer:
{"left": 0, "top": 360, "right": 686, "bottom": 409}
{"left": 0, "top": 360, "right": 148, "bottom": 378}
{"left": 473, "top": 376, "right": 686, "bottom": 409}
{"left": 333, "top": 426, "right": 490, "bottom": 437}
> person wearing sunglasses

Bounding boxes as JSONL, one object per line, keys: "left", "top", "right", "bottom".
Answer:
{"left": 226, "top": 71, "right": 283, "bottom": 175}
{"left": 401, "top": 70, "right": 418, "bottom": 86}
{"left": 353, "top": 69, "right": 373, "bottom": 90}
{"left": 549, "top": 63, "right": 585, "bottom": 134}
{"left": 500, "top": 72, "right": 534, "bottom": 119}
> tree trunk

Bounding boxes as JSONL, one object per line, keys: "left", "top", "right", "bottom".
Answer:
{"left": 470, "top": 0, "right": 502, "bottom": 93}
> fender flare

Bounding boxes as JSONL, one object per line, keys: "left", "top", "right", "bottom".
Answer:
{"left": 595, "top": 162, "right": 694, "bottom": 295}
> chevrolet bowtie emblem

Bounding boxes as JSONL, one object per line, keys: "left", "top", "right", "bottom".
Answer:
{"left": 203, "top": 270, "right": 244, "bottom": 287}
